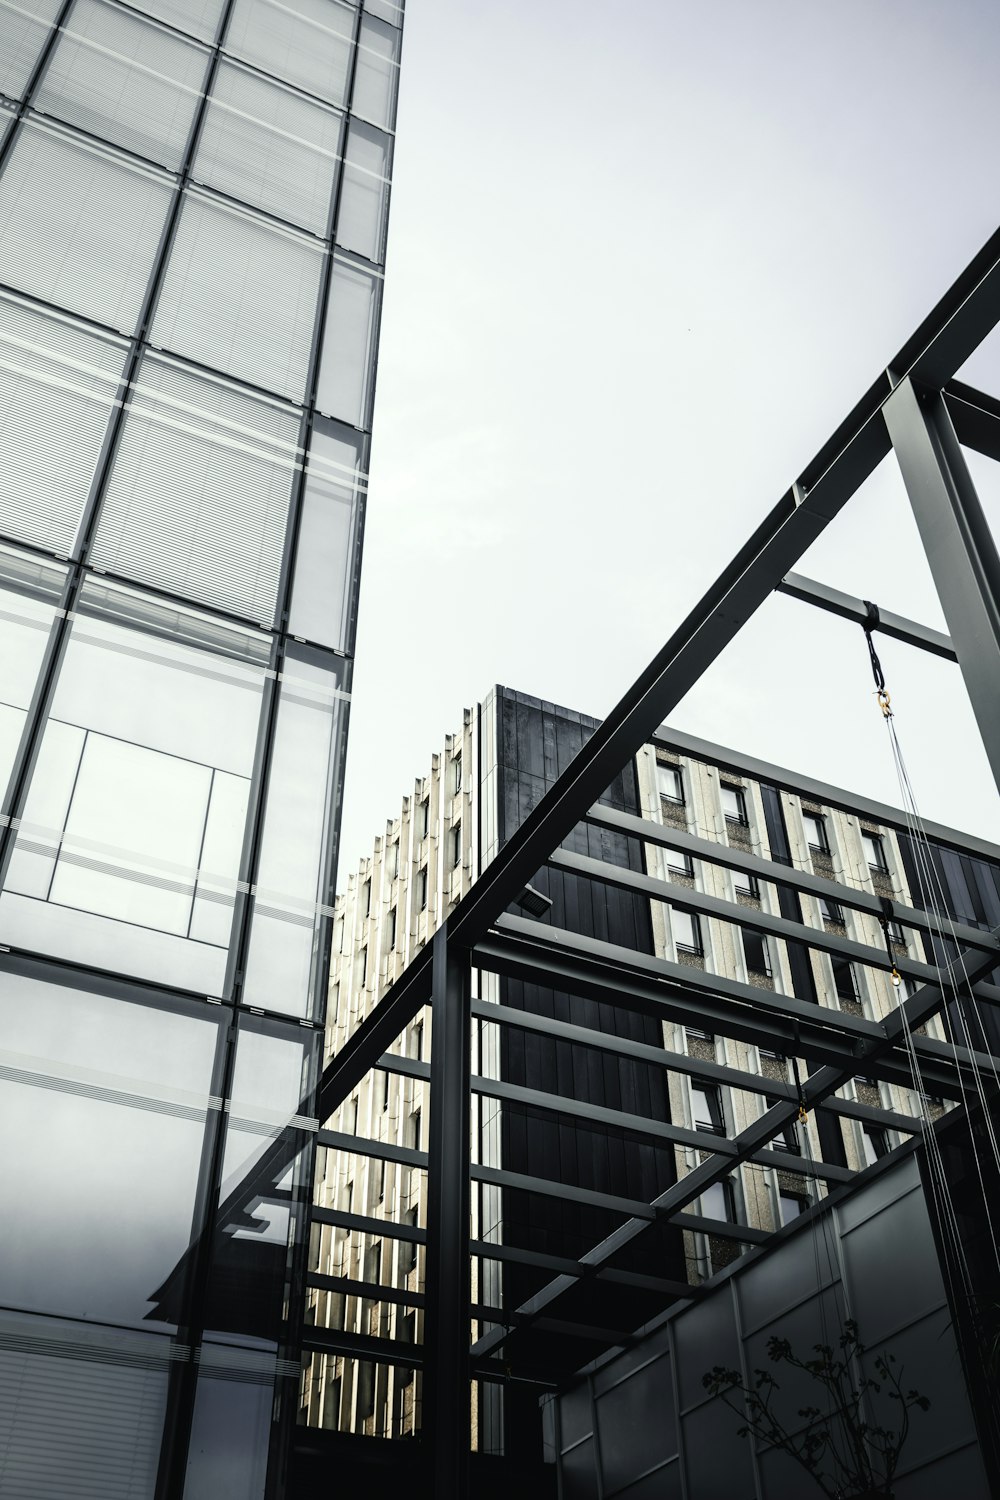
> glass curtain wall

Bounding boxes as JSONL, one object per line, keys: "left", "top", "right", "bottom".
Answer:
{"left": 0, "top": 0, "right": 402, "bottom": 1492}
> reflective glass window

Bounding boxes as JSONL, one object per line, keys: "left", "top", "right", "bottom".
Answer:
{"left": 1, "top": 580, "right": 269, "bottom": 992}
{"left": 241, "top": 647, "right": 347, "bottom": 1016}
{"left": 0, "top": 968, "right": 220, "bottom": 1327}
{"left": 288, "top": 419, "right": 365, "bottom": 650}
{"left": 363, "top": 0, "right": 401, "bottom": 26}
{"left": 0, "top": 548, "right": 66, "bottom": 804}
{"left": 194, "top": 61, "right": 344, "bottom": 236}
{"left": 224, "top": 0, "right": 355, "bottom": 107}
{"left": 91, "top": 353, "right": 302, "bottom": 625}
{"left": 352, "top": 11, "right": 399, "bottom": 129}
{"left": 0, "top": 121, "right": 173, "bottom": 334}
{"left": 140, "top": 0, "right": 225, "bottom": 43}
{"left": 183, "top": 1345, "right": 274, "bottom": 1498}
{"left": 0, "top": 293, "right": 128, "bottom": 557}
{"left": 151, "top": 189, "right": 324, "bottom": 400}
{"left": 315, "top": 255, "right": 381, "bottom": 427}
{"left": 0, "top": 0, "right": 62, "bottom": 101}
{"left": 35, "top": 0, "right": 210, "bottom": 170}
{"left": 336, "top": 119, "right": 389, "bottom": 262}
{"left": 204, "top": 1021, "right": 317, "bottom": 1342}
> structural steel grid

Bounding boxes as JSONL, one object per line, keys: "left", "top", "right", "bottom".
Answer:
{"left": 240, "top": 227, "right": 1000, "bottom": 1495}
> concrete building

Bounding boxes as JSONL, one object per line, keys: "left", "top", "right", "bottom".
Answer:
{"left": 302, "top": 684, "right": 985, "bottom": 1454}
{"left": 0, "top": 1, "right": 404, "bottom": 1495}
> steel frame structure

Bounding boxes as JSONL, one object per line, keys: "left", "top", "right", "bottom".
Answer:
{"left": 281, "top": 230, "right": 1000, "bottom": 1490}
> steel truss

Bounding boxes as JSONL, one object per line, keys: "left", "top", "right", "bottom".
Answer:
{"left": 281, "top": 229, "right": 1000, "bottom": 1489}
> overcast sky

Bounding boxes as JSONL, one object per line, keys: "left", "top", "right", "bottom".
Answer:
{"left": 338, "top": 0, "right": 1000, "bottom": 873}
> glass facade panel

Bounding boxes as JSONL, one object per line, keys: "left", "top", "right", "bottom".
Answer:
{"left": 140, "top": 0, "right": 225, "bottom": 44}
{"left": 224, "top": 0, "right": 355, "bottom": 108}
{"left": 0, "top": 581, "right": 269, "bottom": 991}
{"left": 0, "top": 1311, "right": 171, "bottom": 1499}
{"left": 337, "top": 118, "right": 390, "bottom": 263}
{"left": 150, "top": 190, "right": 324, "bottom": 399}
{"left": 0, "top": 293, "right": 128, "bottom": 557}
{"left": 363, "top": 0, "right": 402, "bottom": 26}
{"left": 352, "top": 11, "right": 399, "bottom": 129}
{"left": 0, "top": 0, "right": 62, "bottom": 101}
{"left": 183, "top": 1345, "right": 275, "bottom": 1499}
{"left": 0, "top": 121, "right": 173, "bottom": 334}
{"left": 241, "top": 647, "right": 346, "bottom": 1016}
{"left": 90, "top": 354, "right": 302, "bottom": 624}
{"left": 0, "top": 548, "right": 66, "bottom": 804}
{"left": 35, "top": 0, "right": 211, "bottom": 171}
{"left": 287, "top": 419, "right": 364, "bottom": 650}
{"left": 193, "top": 61, "right": 344, "bottom": 236}
{"left": 0, "top": 966, "right": 219, "bottom": 1326}
{"left": 315, "top": 255, "right": 380, "bottom": 427}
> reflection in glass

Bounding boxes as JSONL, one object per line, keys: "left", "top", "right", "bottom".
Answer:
{"left": 0, "top": 969, "right": 219, "bottom": 1327}
{"left": 90, "top": 354, "right": 302, "bottom": 625}
{"left": 315, "top": 256, "right": 381, "bottom": 428}
{"left": 194, "top": 61, "right": 344, "bottom": 236}
{"left": 0, "top": 294, "right": 128, "bottom": 558}
{"left": 0, "top": 121, "right": 174, "bottom": 335}
{"left": 352, "top": 11, "right": 400, "bottom": 129}
{"left": 35, "top": 0, "right": 211, "bottom": 170}
{"left": 241, "top": 647, "right": 346, "bottom": 1016}
{"left": 184, "top": 1344, "right": 275, "bottom": 1500}
{"left": 0, "top": 580, "right": 268, "bottom": 992}
{"left": 0, "top": 547, "right": 67, "bottom": 806}
{"left": 336, "top": 120, "right": 390, "bottom": 263}
{"left": 288, "top": 420, "right": 365, "bottom": 651}
{"left": 151, "top": 190, "right": 324, "bottom": 401}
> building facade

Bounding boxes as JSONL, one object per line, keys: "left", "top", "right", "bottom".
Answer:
{"left": 0, "top": 0, "right": 403, "bottom": 1494}
{"left": 303, "top": 684, "right": 991, "bottom": 1455}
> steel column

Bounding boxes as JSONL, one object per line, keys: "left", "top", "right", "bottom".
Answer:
{"left": 422, "top": 926, "right": 472, "bottom": 1496}
{"left": 884, "top": 377, "right": 1000, "bottom": 794}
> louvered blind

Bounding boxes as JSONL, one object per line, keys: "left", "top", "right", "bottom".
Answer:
{"left": 224, "top": 0, "right": 355, "bottom": 107}
{"left": 35, "top": 0, "right": 210, "bottom": 171}
{"left": 137, "top": 0, "right": 224, "bottom": 44}
{"left": 315, "top": 255, "right": 379, "bottom": 428}
{"left": 150, "top": 189, "right": 324, "bottom": 400}
{"left": 90, "top": 354, "right": 301, "bottom": 624}
{"left": 0, "top": 1333, "right": 166, "bottom": 1497}
{"left": 0, "top": 122, "right": 174, "bottom": 334}
{"left": 0, "top": 0, "right": 62, "bottom": 101}
{"left": 194, "top": 61, "right": 342, "bottom": 236}
{"left": 0, "top": 294, "right": 127, "bottom": 557}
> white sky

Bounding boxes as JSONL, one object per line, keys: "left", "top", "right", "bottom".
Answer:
{"left": 338, "top": 0, "right": 1000, "bottom": 874}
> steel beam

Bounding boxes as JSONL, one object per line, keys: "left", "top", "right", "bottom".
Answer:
{"left": 777, "top": 572, "right": 957, "bottom": 660}
{"left": 885, "top": 378, "right": 1000, "bottom": 795}
{"left": 586, "top": 803, "right": 1000, "bottom": 958}
{"left": 945, "top": 380, "right": 1000, "bottom": 465}
{"left": 422, "top": 928, "right": 471, "bottom": 1496}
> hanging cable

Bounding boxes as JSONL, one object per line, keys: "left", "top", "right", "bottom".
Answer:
{"left": 858, "top": 605, "right": 999, "bottom": 1302}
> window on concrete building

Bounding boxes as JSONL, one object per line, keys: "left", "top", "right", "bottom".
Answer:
{"left": 664, "top": 845, "right": 694, "bottom": 877}
{"left": 657, "top": 762, "right": 683, "bottom": 803}
{"left": 356, "top": 1361, "right": 375, "bottom": 1420}
{"left": 862, "top": 1124, "right": 889, "bottom": 1166}
{"left": 778, "top": 1189, "right": 808, "bottom": 1224}
{"left": 741, "top": 926, "right": 772, "bottom": 977}
{"left": 450, "top": 822, "right": 462, "bottom": 869}
{"left": 802, "top": 812, "right": 829, "bottom": 854}
{"left": 765, "top": 1097, "right": 800, "bottom": 1155}
{"left": 451, "top": 753, "right": 462, "bottom": 796}
{"left": 734, "top": 869, "right": 760, "bottom": 899}
{"left": 406, "top": 1109, "right": 420, "bottom": 1151}
{"left": 415, "top": 866, "right": 427, "bottom": 912}
{"left": 405, "top": 1207, "right": 418, "bottom": 1271}
{"left": 862, "top": 831, "right": 888, "bottom": 873}
{"left": 418, "top": 798, "right": 429, "bottom": 839}
{"left": 721, "top": 784, "right": 747, "bottom": 825}
{"left": 831, "top": 955, "right": 859, "bottom": 1004}
{"left": 363, "top": 878, "right": 371, "bottom": 915}
{"left": 386, "top": 906, "right": 396, "bottom": 949}
{"left": 691, "top": 1081, "right": 725, "bottom": 1135}
{"left": 819, "top": 896, "right": 844, "bottom": 924}
{"left": 672, "top": 908, "right": 702, "bottom": 955}
{"left": 699, "top": 1176, "right": 734, "bottom": 1222}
